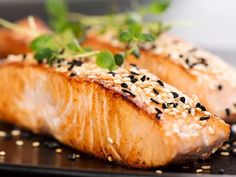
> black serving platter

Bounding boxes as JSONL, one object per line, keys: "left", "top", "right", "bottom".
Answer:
{"left": 0, "top": 121, "right": 236, "bottom": 177}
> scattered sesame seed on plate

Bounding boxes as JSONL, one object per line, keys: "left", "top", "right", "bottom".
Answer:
{"left": 155, "top": 170, "right": 163, "bottom": 174}
{"left": 108, "top": 156, "right": 113, "bottom": 162}
{"left": 11, "top": 129, "right": 21, "bottom": 136}
{"left": 201, "top": 165, "right": 211, "bottom": 170}
{"left": 55, "top": 148, "right": 62, "bottom": 154}
{"left": 0, "top": 151, "right": 6, "bottom": 156}
{"left": 32, "top": 141, "right": 40, "bottom": 147}
{"left": 196, "top": 169, "right": 203, "bottom": 173}
{"left": 16, "top": 140, "right": 24, "bottom": 146}
{"left": 220, "top": 152, "right": 230, "bottom": 156}
{"left": 0, "top": 131, "right": 7, "bottom": 138}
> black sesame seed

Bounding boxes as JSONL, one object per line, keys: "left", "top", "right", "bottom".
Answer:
{"left": 180, "top": 97, "right": 186, "bottom": 103}
{"left": 185, "top": 58, "right": 189, "bottom": 65}
{"left": 68, "top": 59, "right": 83, "bottom": 67}
{"left": 121, "top": 89, "right": 136, "bottom": 97}
{"left": 225, "top": 108, "right": 230, "bottom": 116}
{"left": 130, "top": 71, "right": 139, "bottom": 75}
{"left": 68, "top": 153, "right": 77, "bottom": 161}
{"left": 59, "top": 48, "right": 65, "bottom": 55}
{"left": 171, "top": 92, "right": 178, "bottom": 98}
{"left": 121, "top": 83, "right": 128, "bottom": 88}
{"left": 167, "top": 102, "right": 178, "bottom": 108}
{"left": 130, "top": 63, "right": 137, "bottom": 68}
{"left": 179, "top": 54, "right": 183, "bottom": 58}
{"left": 131, "top": 78, "right": 138, "bottom": 83}
{"left": 70, "top": 72, "right": 76, "bottom": 77}
{"left": 22, "top": 53, "right": 27, "bottom": 60}
{"left": 162, "top": 103, "right": 167, "bottom": 109}
{"left": 157, "top": 80, "right": 164, "bottom": 87}
{"left": 188, "top": 108, "right": 192, "bottom": 114}
{"left": 153, "top": 88, "right": 159, "bottom": 95}
{"left": 196, "top": 103, "right": 201, "bottom": 108}
{"left": 128, "top": 75, "right": 135, "bottom": 79}
{"left": 108, "top": 71, "right": 116, "bottom": 76}
{"left": 200, "top": 116, "right": 210, "bottom": 121}
{"left": 67, "top": 64, "right": 74, "bottom": 71}
{"left": 218, "top": 84, "right": 223, "bottom": 91}
{"left": 146, "top": 77, "right": 150, "bottom": 80}
{"left": 150, "top": 98, "right": 159, "bottom": 105}
{"left": 155, "top": 108, "right": 162, "bottom": 120}
{"left": 200, "top": 105, "right": 207, "bottom": 111}
{"left": 140, "top": 75, "right": 146, "bottom": 82}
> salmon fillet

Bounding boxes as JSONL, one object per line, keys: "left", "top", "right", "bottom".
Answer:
{"left": 83, "top": 31, "right": 236, "bottom": 122}
{"left": 0, "top": 54, "right": 230, "bottom": 168}
{"left": 0, "top": 17, "right": 49, "bottom": 57}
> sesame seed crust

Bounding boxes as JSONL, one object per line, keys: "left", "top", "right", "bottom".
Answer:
{"left": 3, "top": 54, "right": 229, "bottom": 144}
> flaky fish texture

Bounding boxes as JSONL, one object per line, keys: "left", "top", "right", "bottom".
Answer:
{"left": 0, "top": 55, "right": 230, "bottom": 168}
{"left": 83, "top": 31, "right": 236, "bottom": 122}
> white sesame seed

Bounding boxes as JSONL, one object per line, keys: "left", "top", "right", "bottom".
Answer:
{"left": 220, "top": 152, "right": 230, "bottom": 156}
{"left": 108, "top": 156, "right": 113, "bottom": 162}
{"left": 16, "top": 140, "right": 24, "bottom": 146}
{"left": 155, "top": 170, "right": 163, "bottom": 174}
{"left": 196, "top": 169, "right": 203, "bottom": 173}
{"left": 107, "top": 137, "right": 114, "bottom": 144}
{"left": 0, "top": 131, "right": 7, "bottom": 138}
{"left": 11, "top": 129, "right": 21, "bottom": 136}
{"left": 0, "top": 151, "right": 6, "bottom": 156}
{"left": 202, "top": 165, "right": 211, "bottom": 170}
{"left": 55, "top": 148, "right": 62, "bottom": 153}
{"left": 32, "top": 141, "right": 40, "bottom": 147}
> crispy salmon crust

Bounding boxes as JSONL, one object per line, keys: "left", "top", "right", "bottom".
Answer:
{"left": 83, "top": 33, "right": 236, "bottom": 122}
{"left": 0, "top": 56, "right": 230, "bottom": 168}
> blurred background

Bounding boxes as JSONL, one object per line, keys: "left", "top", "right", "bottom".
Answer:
{"left": 0, "top": 0, "right": 235, "bottom": 64}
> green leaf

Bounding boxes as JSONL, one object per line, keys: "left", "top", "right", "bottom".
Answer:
{"left": 30, "top": 34, "right": 54, "bottom": 51}
{"left": 125, "top": 13, "right": 142, "bottom": 25}
{"left": 114, "top": 53, "right": 124, "bottom": 66}
{"left": 96, "top": 51, "right": 116, "bottom": 70}
{"left": 131, "top": 46, "right": 140, "bottom": 59}
{"left": 119, "top": 31, "right": 132, "bottom": 42}
{"left": 148, "top": 0, "right": 171, "bottom": 14}
{"left": 128, "top": 23, "right": 141, "bottom": 38}
{"left": 34, "top": 48, "right": 54, "bottom": 61}
{"left": 138, "top": 33, "right": 155, "bottom": 42}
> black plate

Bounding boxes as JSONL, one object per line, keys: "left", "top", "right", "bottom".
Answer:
{"left": 0, "top": 122, "right": 235, "bottom": 177}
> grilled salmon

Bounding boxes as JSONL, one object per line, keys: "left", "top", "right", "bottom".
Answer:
{"left": 0, "top": 54, "right": 230, "bottom": 168}
{"left": 0, "top": 16, "right": 49, "bottom": 57}
{"left": 83, "top": 31, "right": 236, "bottom": 122}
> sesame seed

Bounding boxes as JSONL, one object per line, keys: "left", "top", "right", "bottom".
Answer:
{"left": 153, "top": 88, "right": 159, "bottom": 95}
{"left": 130, "top": 71, "right": 139, "bottom": 76}
{"left": 155, "top": 170, "right": 163, "bottom": 174}
{"left": 0, "top": 131, "right": 7, "bottom": 138}
{"left": 220, "top": 151, "right": 230, "bottom": 156}
{"left": 130, "top": 78, "right": 138, "bottom": 83}
{"left": 196, "top": 169, "right": 203, "bottom": 173}
{"left": 155, "top": 108, "right": 162, "bottom": 119}
{"left": 11, "top": 129, "right": 21, "bottom": 136}
{"left": 201, "top": 165, "right": 211, "bottom": 170}
{"left": 140, "top": 75, "right": 146, "bottom": 82}
{"left": 55, "top": 148, "right": 62, "bottom": 153}
{"left": 180, "top": 97, "right": 186, "bottom": 103}
{"left": 69, "top": 72, "right": 76, "bottom": 77}
{"left": 150, "top": 98, "right": 159, "bottom": 105}
{"left": 162, "top": 103, "right": 167, "bottom": 109}
{"left": 32, "top": 141, "right": 40, "bottom": 147}
{"left": 200, "top": 116, "right": 210, "bottom": 121}
{"left": 218, "top": 84, "right": 223, "bottom": 90}
{"left": 157, "top": 80, "right": 164, "bottom": 87}
{"left": 171, "top": 92, "right": 178, "bottom": 98}
{"left": 225, "top": 108, "right": 230, "bottom": 116}
{"left": 107, "top": 71, "right": 116, "bottom": 76}
{"left": 121, "top": 83, "right": 128, "bottom": 88}
{"left": 121, "top": 89, "right": 136, "bottom": 97}
{"left": 16, "top": 140, "right": 24, "bottom": 146}
{"left": 208, "top": 127, "right": 215, "bottom": 135}
{"left": 68, "top": 153, "right": 79, "bottom": 160}
{"left": 107, "top": 137, "right": 114, "bottom": 144}
{"left": 0, "top": 151, "right": 6, "bottom": 156}
{"left": 108, "top": 156, "right": 113, "bottom": 162}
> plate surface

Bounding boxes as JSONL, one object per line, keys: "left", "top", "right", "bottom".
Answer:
{"left": 0, "top": 122, "right": 235, "bottom": 177}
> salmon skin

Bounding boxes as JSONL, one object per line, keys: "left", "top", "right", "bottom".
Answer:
{"left": 83, "top": 31, "right": 236, "bottom": 122}
{"left": 0, "top": 54, "right": 230, "bottom": 168}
